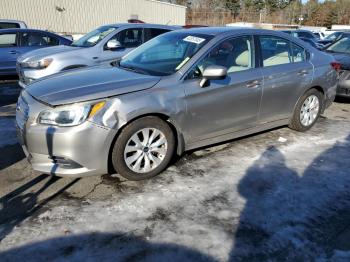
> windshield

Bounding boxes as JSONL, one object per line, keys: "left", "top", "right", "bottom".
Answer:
{"left": 327, "top": 37, "right": 350, "bottom": 54}
{"left": 119, "top": 32, "right": 213, "bottom": 76}
{"left": 325, "top": 32, "right": 341, "bottom": 41}
{"left": 71, "top": 26, "right": 117, "bottom": 47}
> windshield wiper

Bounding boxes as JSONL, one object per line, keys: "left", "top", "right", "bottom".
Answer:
{"left": 119, "top": 64, "right": 149, "bottom": 75}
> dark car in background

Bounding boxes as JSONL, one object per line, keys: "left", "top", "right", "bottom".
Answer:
{"left": 298, "top": 37, "right": 324, "bottom": 50}
{"left": 0, "top": 19, "right": 27, "bottom": 29}
{"left": 318, "top": 31, "right": 346, "bottom": 46}
{"left": 0, "top": 29, "right": 72, "bottom": 76}
{"left": 324, "top": 33, "right": 350, "bottom": 98}
{"left": 313, "top": 31, "right": 325, "bottom": 40}
{"left": 281, "top": 29, "right": 319, "bottom": 41}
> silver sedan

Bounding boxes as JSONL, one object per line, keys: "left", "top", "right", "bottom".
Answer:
{"left": 16, "top": 27, "right": 338, "bottom": 180}
{"left": 16, "top": 23, "right": 178, "bottom": 87}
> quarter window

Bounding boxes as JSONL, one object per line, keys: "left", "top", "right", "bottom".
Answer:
{"left": 260, "top": 36, "right": 292, "bottom": 67}
{"left": 0, "top": 33, "right": 17, "bottom": 47}
{"left": 189, "top": 36, "right": 253, "bottom": 79}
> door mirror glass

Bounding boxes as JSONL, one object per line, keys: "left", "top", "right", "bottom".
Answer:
{"left": 106, "top": 39, "right": 122, "bottom": 50}
{"left": 200, "top": 65, "right": 227, "bottom": 87}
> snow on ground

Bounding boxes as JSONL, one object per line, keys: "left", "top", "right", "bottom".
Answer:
{"left": 0, "top": 90, "right": 349, "bottom": 261}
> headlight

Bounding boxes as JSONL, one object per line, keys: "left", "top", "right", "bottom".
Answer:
{"left": 38, "top": 101, "right": 105, "bottom": 127}
{"left": 25, "top": 58, "right": 53, "bottom": 69}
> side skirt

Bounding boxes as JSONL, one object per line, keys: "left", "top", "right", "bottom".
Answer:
{"left": 185, "top": 118, "right": 290, "bottom": 151}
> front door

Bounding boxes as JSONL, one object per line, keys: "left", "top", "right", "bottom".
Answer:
{"left": 182, "top": 36, "right": 263, "bottom": 144}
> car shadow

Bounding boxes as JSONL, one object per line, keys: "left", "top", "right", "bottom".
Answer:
{"left": 0, "top": 232, "right": 218, "bottom": 262}
{"left": 0, "top": 79, "right": 21, "bottom": 107}
{"left": 335, "top": 96, "right": 350, "bottom": 104}
{"left": 229, "top": 134, "right": 350, "bottom": 261}
{"left": 0, "top": 175, "right": 80, "bottom": 242}
{"left": 0, "top": 144, "right": 25, "bottom": 171}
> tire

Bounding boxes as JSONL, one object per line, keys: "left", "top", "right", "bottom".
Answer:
{"left": 289, "top": 89, "right": 323, "bottom": 132}
{"left": 111, "top": 116, "right": 175, "bottom": 180}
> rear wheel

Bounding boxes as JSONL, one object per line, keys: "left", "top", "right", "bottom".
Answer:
{"left": 289, "top": 89, "right": 323, "bottom": 132}
{"left": 112, "top": 116, "right": 175, "bottom": 180}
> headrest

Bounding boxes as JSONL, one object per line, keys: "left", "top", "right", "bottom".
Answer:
{"left": 235, "top": 50, "right": 249, "bottom": 67}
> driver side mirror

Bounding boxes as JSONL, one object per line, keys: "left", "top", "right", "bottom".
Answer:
{"left": 200, "top": 65, "right": 227, "bottom": 88}
{"left": 105, "top": 39, "right": 122, "bottom": 51}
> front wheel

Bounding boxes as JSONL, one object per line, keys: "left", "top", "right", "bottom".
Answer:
{"left": 111, "top": 116, "right": 175, "bottom": 180}
{"left": 289, "top": 89, "right": 323, "bottom": 132}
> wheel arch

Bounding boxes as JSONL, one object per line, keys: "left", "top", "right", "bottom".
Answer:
{"left": 292, "top": 86, "right": 325, "bottom": 117}
{"left": 107, "top": 113, "right": 185, "bottom": 174}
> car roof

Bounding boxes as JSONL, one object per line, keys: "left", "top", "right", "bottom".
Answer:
{"left": 102, "top": 23, "right": 180, "bottom": 30}
{"left": 281, "top": 29, "right": 312, "bottom": 33}
{"left": 173, "top": 27, "right": 283, "bottom": 36}
{"left": 0, "top": 28, "right": 57, "bottom": 34}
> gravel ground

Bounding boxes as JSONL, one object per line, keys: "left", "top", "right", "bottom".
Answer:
{"left": 0, "top": 81, "right": 349, "bottom": 261}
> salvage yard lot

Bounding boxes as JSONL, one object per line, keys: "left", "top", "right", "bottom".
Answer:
{"left": 0, "top": 81, "right": 350, "bottom": 261}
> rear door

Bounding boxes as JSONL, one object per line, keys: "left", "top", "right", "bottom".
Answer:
{"left": 0, "top": 32, "right": 20, "bottom": 75}
{"left": 257, "top": 35, "right": 314, "bottom": 123}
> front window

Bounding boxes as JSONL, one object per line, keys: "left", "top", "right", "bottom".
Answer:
{"left": 119, "top": 32, "right": 213, "bottom": 76}
{"left": 71, "top": 26, "right": 117, "bottom": 47}
{"left": 327, "top": 37, "right": 350, "bottom": 54}
{"left": 188, "top": 36, "right": 254, "bottom": 79}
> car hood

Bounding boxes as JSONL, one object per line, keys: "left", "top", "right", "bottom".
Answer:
{"left": 329, "top": 52, "right": 350, "bottom": 70}
{"left": 18, "top": 45, "right": 82, "bottom": 62}
{"left": 26, "top": 65, "right": 161, "bottom": 106}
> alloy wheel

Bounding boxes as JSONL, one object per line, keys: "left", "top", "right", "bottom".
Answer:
{"left": 124, "top": 128, "right": 168, "bottom": 173}
{"left": 300, "top": 95, "right": 320, "bottom": 127}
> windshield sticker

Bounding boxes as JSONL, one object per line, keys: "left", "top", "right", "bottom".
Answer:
{"left": 175, "top": 57, "right": 190, "bottom": 71}
{"left": 183, "top": 36, "right": 205, "bottom": 44}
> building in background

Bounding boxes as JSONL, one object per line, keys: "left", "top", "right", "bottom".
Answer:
{"left": 0, "top": 0, "right": 186, "bottom": 34}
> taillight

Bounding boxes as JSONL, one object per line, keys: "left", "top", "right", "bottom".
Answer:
{"left": 331, "top": 62, "right": 342, "bottom": 72}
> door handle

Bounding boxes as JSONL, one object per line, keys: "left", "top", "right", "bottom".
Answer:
{"left": 92, "top": 57, "right": 99, "bottom": 60}
{"left": 246, "top": 80, "right": 261, "bottom": 88}
{"left": 9, "top": 50, "right": 18, "bottom": 54}
{"left": 297, "top": 70, "right": 309, "bottom": 76}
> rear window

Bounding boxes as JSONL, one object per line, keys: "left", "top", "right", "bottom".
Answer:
{"left": 0, "top": 22, "right": 20, "bottom": 29}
